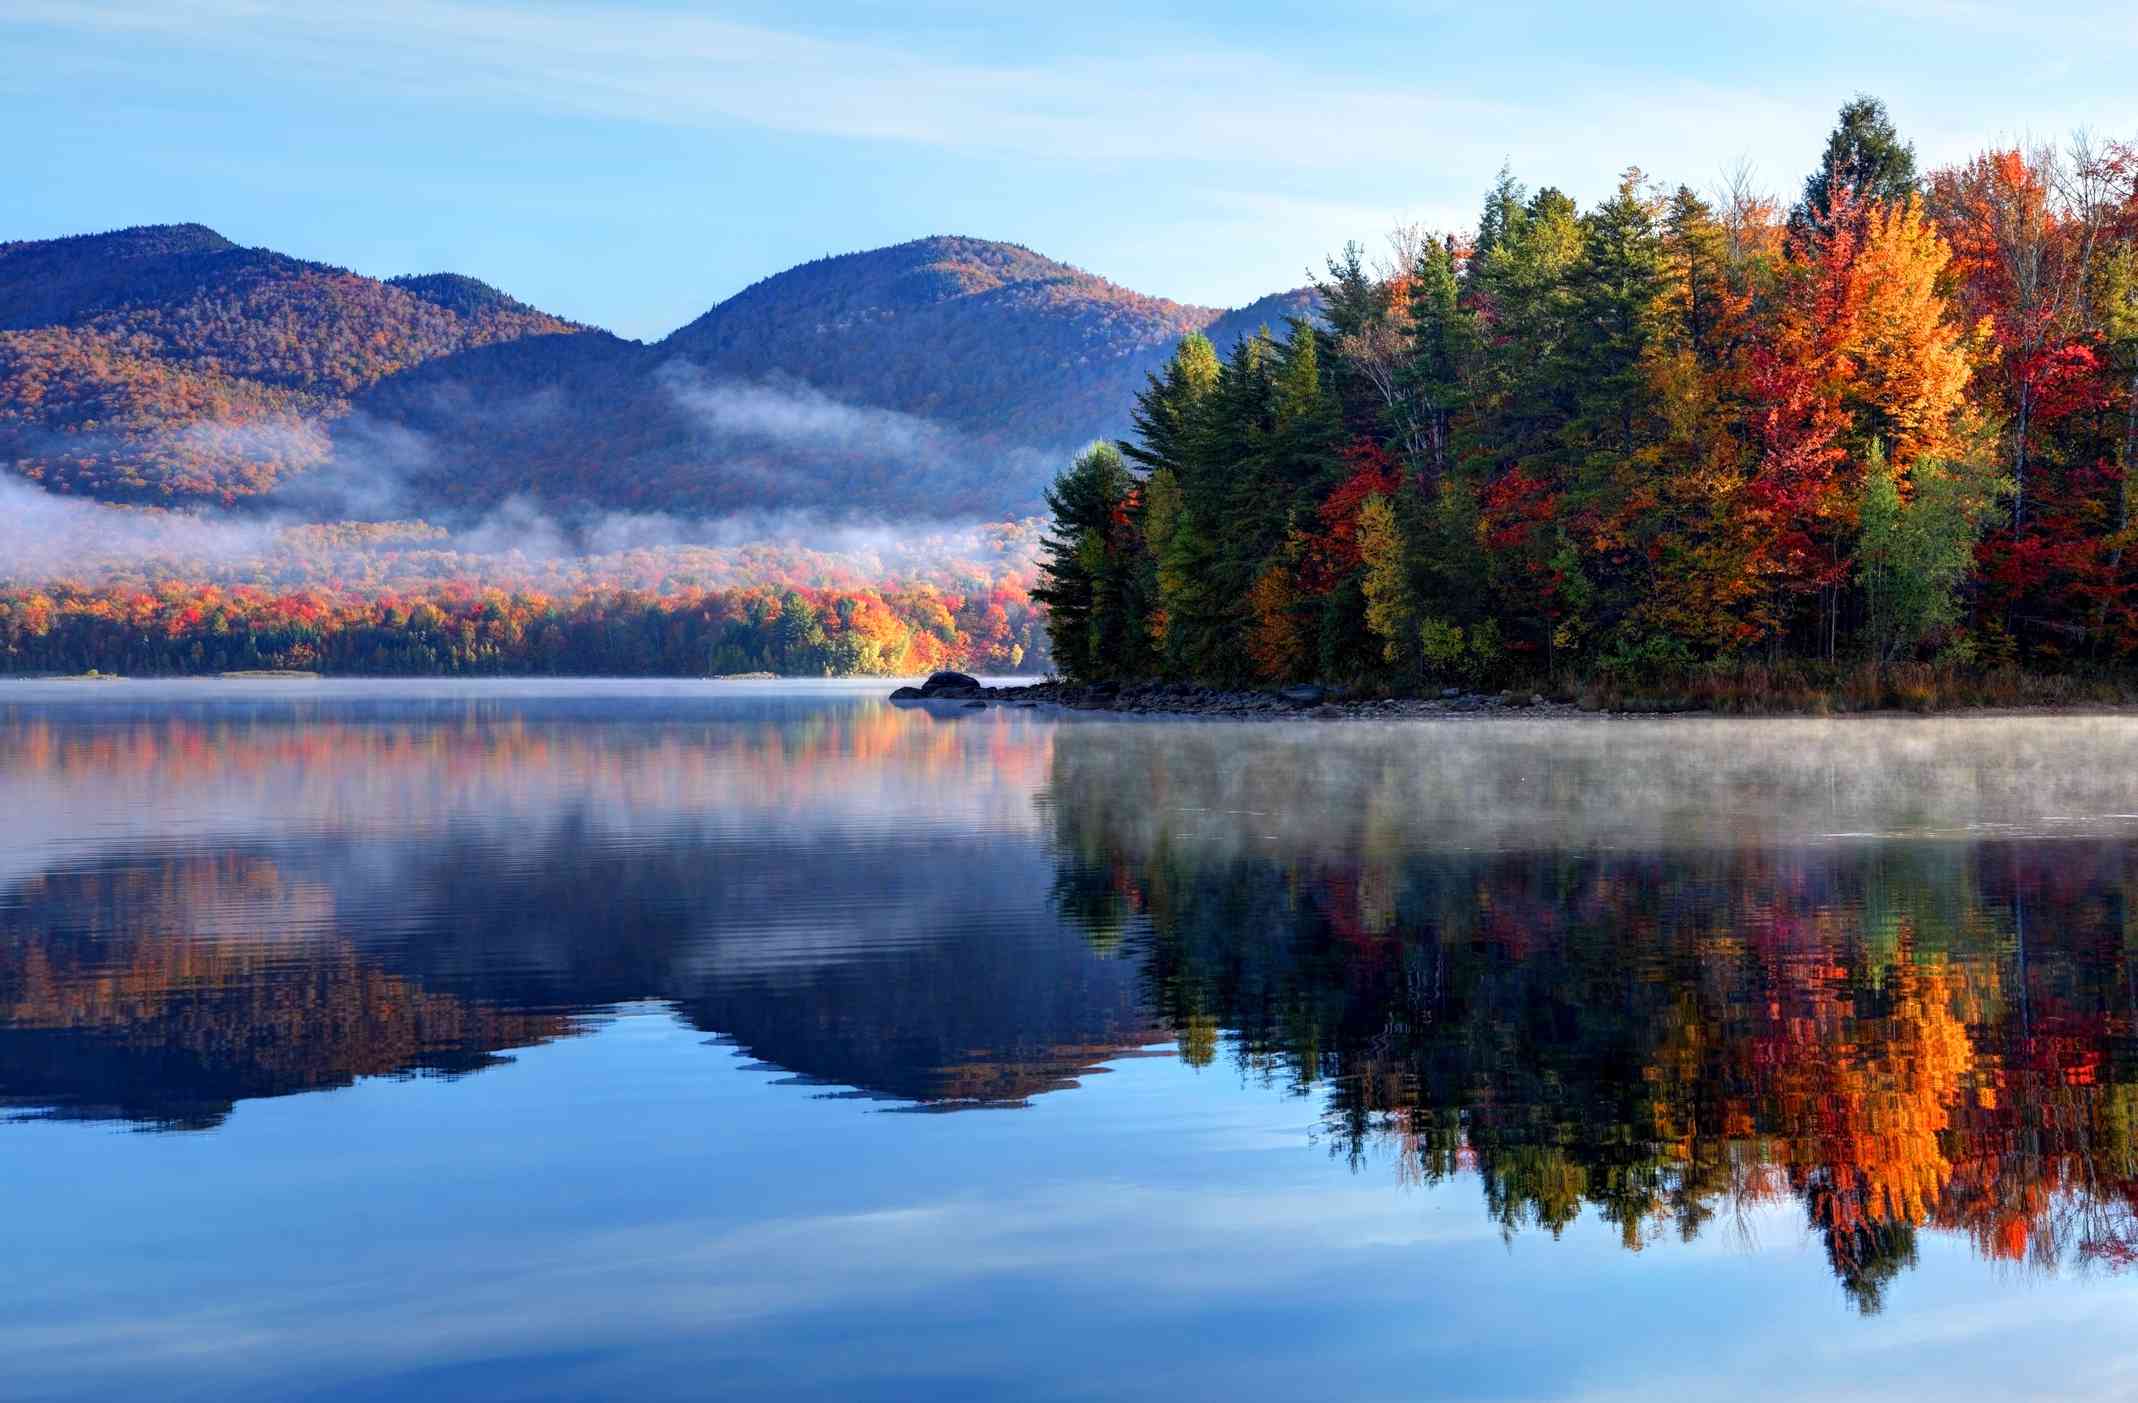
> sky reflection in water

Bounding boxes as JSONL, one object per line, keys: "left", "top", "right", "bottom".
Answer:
{"left": 3, "top": 680, "right": 2138, "bottom": 1401}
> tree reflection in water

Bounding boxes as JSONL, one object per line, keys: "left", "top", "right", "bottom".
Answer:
{"left": 6, "top": 695, "right": 2138, "bottom": 1315}
{"left": 1044, "top": 728, "right": 2138, "bottom": 1311}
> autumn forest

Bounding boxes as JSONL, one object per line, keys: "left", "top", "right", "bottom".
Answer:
{"left": 1038, "top": 98, "right": 2138, "bottom": 700}
{"left": 13, "top": 97, "right": 2138, "bottom": 689}
{"left": 0, "top": 525, "right": 1049, "bottom": 678}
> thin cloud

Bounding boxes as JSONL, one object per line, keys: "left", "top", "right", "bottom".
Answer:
{"left": 4, "top": 1, "right": 1853, "bottom": 181}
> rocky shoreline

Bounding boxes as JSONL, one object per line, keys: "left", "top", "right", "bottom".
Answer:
{"left": 889, "top": 671, "right": 1601, "bottom": 719}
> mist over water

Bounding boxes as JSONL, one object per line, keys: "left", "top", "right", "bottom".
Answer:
{"left": 5, "top": 682, "right": 2138, "bottom": 1399}
{"left": 1044, "top": 711, "right": 2138, "bottom": 853}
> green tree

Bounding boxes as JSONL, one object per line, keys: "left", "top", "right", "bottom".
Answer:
{"left": 1857, "top": 440, "right": 2006, "bottom": 661}
{"left": 1034, "top": 442, "right": 1139, "bottom": 680}
{"left": 1796, "top": 94, "right": 1918, "bottom": 237}
{"left": 1357, "top": 493, "right": 1415, "bottom": 671}
{"left": 1472, "top": 186, "right": 1586, "bottom": 473}
{"left": 773, "top": 589, "right": 828, "bottom": 674}
{"left": 1564, "top": 170, "right": 1666, "bottom": 463}
{"left": 1398, "top": 237, "right": 1478, "bottom": 481}
{"left": 1123, "top": 333, "right": 1218, "bottom": 479}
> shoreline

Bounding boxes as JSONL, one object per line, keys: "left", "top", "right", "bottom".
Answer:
{"left": 892, "top": 675, "right": 2138, "bottom": 722}
{"left": 907, "top": 678, "right": 1590, "bottom": 719}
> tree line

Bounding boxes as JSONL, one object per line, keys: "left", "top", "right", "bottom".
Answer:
{"left": 0, "top": 577, "right": 1047, "bottom": 677}
{"left": 1038, "top": 98, "right": 2138, "bottom": 692}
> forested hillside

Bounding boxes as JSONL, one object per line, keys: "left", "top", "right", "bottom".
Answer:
{"left": 358, "top": 237, "right": 1319, "bottom": 518}
{"left": 0, "top": 225, "right": 579, "bottom": 502}
{"left": 0, "top": 226, "right": 1317, "bottom": 520}
{"left": 1039, "top": 98, "right": 2138, "bottom": 699}
{"left": 667, "top": 236, "right": 1214, "bottom": 445}
{"left": 0, "top": 226, "right": 1318, "bottom": 676}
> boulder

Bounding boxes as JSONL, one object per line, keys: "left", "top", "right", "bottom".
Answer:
{"left": 1280, "top": 684, "right": 1327, "bottom": 706}
{"left": 921, "top": 670, "right": 982, "bottom": 694}
{"left": 888, "top": 686, "right": 925, "bottom": 701}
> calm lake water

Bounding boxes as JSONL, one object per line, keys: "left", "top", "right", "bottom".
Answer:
{"left": 5, "top": 679, "right": 2138, "bottom": 1400}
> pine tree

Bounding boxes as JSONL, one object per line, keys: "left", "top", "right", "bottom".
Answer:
{"left": 1473, "top": 186, "right": 1586, "bottom": 474}
{"left": 1556, "top": 171, "right": 1669, "bottom": 647}
{"left": 1565, "top": 170, "right": 1667, "bottom": 463}
{"left": 1398, "top": 237, "right": 1478, "bottom": 482}
{"left": 1796, "top": 94, "right": 1918, "bottom": 239}
{"left": 1123, "top": 333, "right": 1218, "bottom": 478}
{"left": 1474, "top": 164, "right": 1529, "bottom": 262}
{"left": 1034, "top": 442, "right": 1138, "bottom": 680}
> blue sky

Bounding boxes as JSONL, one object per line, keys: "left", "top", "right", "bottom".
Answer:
{"left": 6, "top": 1, "right": 2136, "bottom": 340}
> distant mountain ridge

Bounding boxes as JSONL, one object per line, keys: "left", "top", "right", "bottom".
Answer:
{"left": 0, "top": 224, "right": 581, "bottom": 503}
{"left": 0, "top": 225, "right": 1320, "bottom": 518}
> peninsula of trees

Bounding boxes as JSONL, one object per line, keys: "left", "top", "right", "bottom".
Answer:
{"left": 1037, "top": 99, "right": 2138, "bottom": 703}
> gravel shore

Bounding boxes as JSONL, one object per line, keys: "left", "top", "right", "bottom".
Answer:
{"left": 890, "top": 675, "right": 1606, "bottom": 719}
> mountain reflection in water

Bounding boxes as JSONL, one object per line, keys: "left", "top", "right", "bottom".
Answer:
{"left": 5, "top": 681, "right": 2138, "bottom": 1343}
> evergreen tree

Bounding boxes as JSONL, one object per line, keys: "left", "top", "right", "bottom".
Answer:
{"left": 1034, "top": 442, "right": 1139, "bottom": 680}
{"left": 1123, "top": 333, "right": 1218, "bottom": 478}
{"left": 1565, "top": 170, "right": 1667, "bottom": 463}
{"left": 1474, "top": 163, "right": 1529, "bottom": 262}
{"left": 1661, "top": 186, "right": 1734, "bottom": 367}
{"left": 1398, "top": 236, "right": 1478, "bottom": 482}
{"left": 1472, "top": 186, "right": 1586, "bottom": 474}
{"left": 1796, "top": 94, "right": 1918, "bottom": 237}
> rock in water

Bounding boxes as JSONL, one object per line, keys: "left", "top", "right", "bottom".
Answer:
{"left": 888, "top": 686, "right": 925, "bottom": 701}
{"left": 1281, "top": 684, "right": 1327, "bottom": 706}
{"left": 922, "top": 670, "right": 981, "bottom": 694}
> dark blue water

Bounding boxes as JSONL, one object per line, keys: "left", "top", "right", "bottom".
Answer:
{"left": 5, "top": 679, "right": 2138, "bottom": 1400}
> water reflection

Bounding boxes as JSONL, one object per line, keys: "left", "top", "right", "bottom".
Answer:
{"left": 4, "top": 684, "right": 2138, "bottom": 1323}
{"left": 0, "top": 685, "right": 1155, "bottom": 1124}
{"left": 1046, "top": 724, "right": 2138, "bottom": 1311}
{"left": 0, "top": 854, "right": 571, "bottom": 1129}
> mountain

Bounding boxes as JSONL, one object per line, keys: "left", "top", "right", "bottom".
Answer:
{"left": 1, "top": 226, "right": 1319, "bottom": 520}
{"left": 351, "top": 236, "right": 1322, "bottom": 519}
{"left": 0, "top": 225, "right": 579, "bottom": 504}
{"left": 664, "top": 236, "right": 1220, "bottom": 448}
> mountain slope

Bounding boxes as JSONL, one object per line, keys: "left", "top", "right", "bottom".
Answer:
{"left": 355, "top": 237, "right": 1322, "bottom": 518}
{"left": 1199, "top": 287, "right": 1325, "bottom": 356}
{"left": 2, "top": 226, "right": 1318, "bottom": 519}
{"left": 664, "top": 236, "right": 1217, "bottom": 449}
{"left": 0, "top": 225, "right": 579, "bottom": 503}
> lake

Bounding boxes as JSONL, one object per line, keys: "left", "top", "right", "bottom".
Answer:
{"left": 4, "top": 679, "right": 2138, "bottom": 1401}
